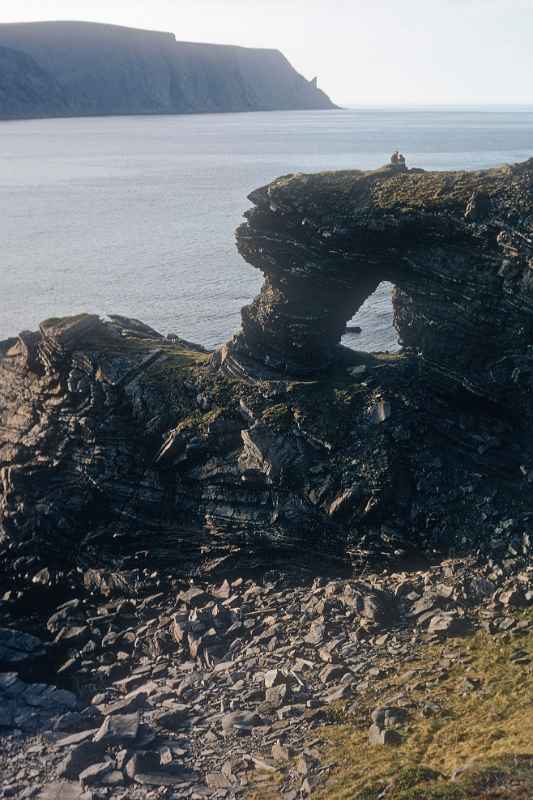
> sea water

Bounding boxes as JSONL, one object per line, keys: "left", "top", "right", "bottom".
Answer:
{"left": 1, "top": 107, "right": 532, "bottom": 351}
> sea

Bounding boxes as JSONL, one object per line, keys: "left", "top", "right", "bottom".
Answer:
{"left": 1, "top": 106, "right": 532, "bottom": 352}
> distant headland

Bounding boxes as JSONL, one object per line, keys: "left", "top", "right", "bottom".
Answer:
{"left": 0, "top": 20, "right": 337, "bottom": 120}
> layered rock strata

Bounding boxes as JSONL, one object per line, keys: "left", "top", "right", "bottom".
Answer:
{"left": 1, "top": 160, "right": 533, "bottom": 574}
{"left": 228, "top": 160, "right": 533, "bottom": 388}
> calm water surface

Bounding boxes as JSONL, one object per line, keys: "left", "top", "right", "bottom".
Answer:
{"left": 1, "top": 107, "right": 532, "bottom": 351}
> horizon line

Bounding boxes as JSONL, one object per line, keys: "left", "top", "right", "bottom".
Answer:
{"left": 338, "top": 102, "right": 533, "bottom": 109}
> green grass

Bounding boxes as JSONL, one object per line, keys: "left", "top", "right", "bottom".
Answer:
{"left": 316, "top": 616, "right": 533, "bottom": 800}
{"left": 260, "top": 403, "right": 293, "bottom": 431}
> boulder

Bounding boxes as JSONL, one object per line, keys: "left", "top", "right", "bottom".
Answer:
{"left": 0, "top": 629, "right": 45, "bottom": 666}
{"left": 93, "top": 712, "right": 139, "bottom": 744}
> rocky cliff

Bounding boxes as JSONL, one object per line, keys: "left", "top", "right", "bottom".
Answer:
{"left": 3, "top": 160, "right": 533, "bottom": 800}
{"left": 0, "top": 45, "right": 69, "bottom": 118}
{"left": 228, "top": 159, "right": 533, "bottom": 382}
{"left": 0, "top": 20, "right": 336, "bottom": 119}
{"left": 1, "top": 159, "right": 533, "bottom": 579}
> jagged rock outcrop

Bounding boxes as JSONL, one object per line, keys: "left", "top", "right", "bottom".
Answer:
{"left": 227, "top": 159, "right": 533, "bottom": 388}
{"left": 0, "top": 314, "right": 345, "bottom": 573}
{"left": 0, "top": 21, "right": 336, "bottom": 119}
{"left": 1, "top": 160, "right": 533, "bottom": 576}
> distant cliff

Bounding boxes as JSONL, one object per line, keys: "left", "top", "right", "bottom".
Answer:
{"left": 0, "top": 21, "right": 337, "bottom": 119}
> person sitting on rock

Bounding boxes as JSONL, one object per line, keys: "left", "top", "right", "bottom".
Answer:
{"left": 391, "top": 150, "right": 407, "bottom": 168}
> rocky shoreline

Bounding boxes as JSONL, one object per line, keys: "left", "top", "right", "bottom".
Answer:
{"left": 1, "top": 157, "right": 533, "bottom": 797}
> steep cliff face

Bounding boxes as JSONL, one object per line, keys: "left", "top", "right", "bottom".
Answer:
{"left": 0, "top": 46, "right": 69, "bottom": 117}
{"left": 1, "top": 161, "right": 533, "bottom": 575}
{"left": 0, "top": 21, "right": 336, "bottom": 119}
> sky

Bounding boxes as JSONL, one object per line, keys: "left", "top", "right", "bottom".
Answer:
{"left": 1, "top": 0, "right": 533, "bottom": 105}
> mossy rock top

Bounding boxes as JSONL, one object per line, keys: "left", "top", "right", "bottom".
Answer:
{"left": 249, "top": 158, "right": 533, "bottom": 221}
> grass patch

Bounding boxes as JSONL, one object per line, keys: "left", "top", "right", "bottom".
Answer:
{"left": 40, "top": 312, "right": 95, "bottom": 329}
{"left": 260, "top": 403, "right": 293, "bottom": 431}
{"left": 317, "top": 618, "right": 533, "bottom": 800}
{"left": 143, "top": 348, "right": 209, "bottom": 395}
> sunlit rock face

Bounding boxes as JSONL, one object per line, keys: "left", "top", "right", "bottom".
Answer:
{"left": 1, "top": 161, "right": 533, "bottom": 574}
{"left": 227, "top": 160, "right": 533, "bottom": 393}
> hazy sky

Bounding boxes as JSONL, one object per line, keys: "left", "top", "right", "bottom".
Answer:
{"left": 1, "top": 0, "right": 532, "bottom": 104}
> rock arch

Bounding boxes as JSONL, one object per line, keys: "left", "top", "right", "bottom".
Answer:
{"left": 1, "top": 160, "right": 533, "bottom": 567}
{"left": 219, "top": 161, "right": 533, "bottom": 392}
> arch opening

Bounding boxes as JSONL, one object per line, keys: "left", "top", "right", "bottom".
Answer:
{"left": 342, "top": 281, "right": 400, "bottom": 354}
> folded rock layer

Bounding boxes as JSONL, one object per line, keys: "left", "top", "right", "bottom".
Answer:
{"left": 1, "top": 160, "right": 533, "bottom": 573}
{"left": 229, "top": 160, "right": 533, "bottom": 388}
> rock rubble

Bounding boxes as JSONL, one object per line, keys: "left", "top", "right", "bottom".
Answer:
{"left": 1, "top": 554, "right": 532, "bottom": 798}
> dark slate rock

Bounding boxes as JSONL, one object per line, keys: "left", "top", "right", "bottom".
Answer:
{"left": 0, "top": 629, "right": 45, "bottom": 665}
{"left": 93, "top": 712, "right": 139, "bottom": 744}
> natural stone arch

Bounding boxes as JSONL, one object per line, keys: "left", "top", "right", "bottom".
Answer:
{"left": 1, "top": 159, "right": 533, "bottom": 572}
{"left": 217, "top": 161, "right": 533, "bottom": 389}
{"left": 237, "top": 256, "right": 382, "bottom": 374}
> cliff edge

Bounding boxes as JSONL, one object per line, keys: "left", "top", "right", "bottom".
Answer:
{"left": 0, "top": 20, "right": 337, "bottom": 119}
{"left": 1, "top": 159, "right": 533, "bottom": 577}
